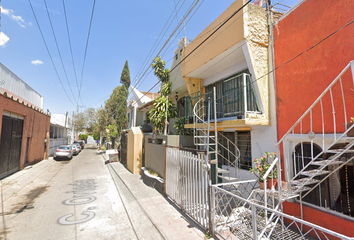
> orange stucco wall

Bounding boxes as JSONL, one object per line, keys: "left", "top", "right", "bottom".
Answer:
{"left": 275, "top": 0, "right": 354, "bottom": 136}
{"left": 0, "top": 95, "right": 50, "bottom": 170}
{"left": 274, "top": 0, "right": 354, "bottom": 236}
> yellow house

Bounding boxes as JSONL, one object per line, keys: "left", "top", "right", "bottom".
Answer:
{"left": 181, "top": 0, "right": 278, "bottom": 178}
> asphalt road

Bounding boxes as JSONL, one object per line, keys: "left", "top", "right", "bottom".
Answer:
{"left": 0, "top": 144, "right": 164, "bottom": 240}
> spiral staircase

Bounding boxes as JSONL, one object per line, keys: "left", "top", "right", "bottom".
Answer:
{"left": 192, "top": 88, "right": 240, "bottom": 184}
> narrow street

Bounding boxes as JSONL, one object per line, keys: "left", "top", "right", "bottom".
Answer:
{"left": 0, "top": 145, "right": 204, "bottom": 240}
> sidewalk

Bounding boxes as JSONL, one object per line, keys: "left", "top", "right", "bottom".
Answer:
{"left": 102, "top": 154, "right": 208, "bottom": 240}
{"left": 0, "top": 158, "right": 59, "bottom": 205}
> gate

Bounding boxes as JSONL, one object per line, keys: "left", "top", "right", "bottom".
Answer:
{"left": 165, "top": 147, "right": 210, "bottom": 229}
{"left": 0, "top": 116, "right": 24, "bottom": 179}
{"left": 120, "top": 132, "right": 128, "bottom": 166}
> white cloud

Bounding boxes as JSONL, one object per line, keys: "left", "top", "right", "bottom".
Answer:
{"left": 0, "top": 32, "right": 10, "bottom": 47}
{"left": 31, "top": 60, "right": 44, "bottom": 65}
{"left": 1, "top": 6, "right": 32, "bottom": 28}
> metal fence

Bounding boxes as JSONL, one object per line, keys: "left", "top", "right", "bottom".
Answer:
{"left": 212, "top": 181, "right": 354, "bottom": 240}
{"left": 165, "top": 147, "right": 210, "bottom": 229}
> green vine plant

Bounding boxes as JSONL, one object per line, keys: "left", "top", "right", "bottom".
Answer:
{"left": 174, "top": 117, "right": 193, "bottom": 136}
{"left": 149, "top": 57, "right": 177, "bottom": 134}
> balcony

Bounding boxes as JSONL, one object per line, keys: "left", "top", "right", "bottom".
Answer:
{"left": 185, "top": 73, "right": 261, "bottom": 123}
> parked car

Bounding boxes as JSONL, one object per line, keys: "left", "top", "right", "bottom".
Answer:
{"left": 71, "top": 144, "right": 79, "bottom": 155}
{"left": 74, "top": 140, "right": 85, "bottom": 149}
{"left": 54, "top": 145, "right": 73, "bottom": 160}
{"left": 75, "top": 143, "right": 82, "bottom": 153}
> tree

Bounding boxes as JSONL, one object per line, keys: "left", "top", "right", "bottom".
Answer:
{"left": 120, "top": 60, "right": 131, "bottom": 87}
{"left": 116, "top": 84, "right": 128, "bottom": 132}
{"left": 74, "top": 107, "right": 98, "bottom": 134}
{"left": 74, "top": 111, "right": 88, "bottom": 133}
{"left": 149, "top": 57, "right": 177, "bottom": 134}
{"left": 85, "top": 107, "right": 98, "bottom": 133}
{"left": 149, "top": 96, "right": 177, "bottom": 131}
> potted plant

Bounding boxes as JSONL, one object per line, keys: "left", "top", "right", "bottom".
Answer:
{"left": 346, "top": 117, "right": 354, "bottom": 137}
{"left": 250, "top": 152, "right": 277, "bottom": 189}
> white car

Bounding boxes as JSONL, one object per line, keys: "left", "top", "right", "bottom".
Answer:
{"left": 74, "top": 143, "right": 82, "bottom": 153}
{"left": 54, "top": 145, "right": 73, "bottom": 160}
{"left": 71, "top": 144, "right": 80, "bottom": 155}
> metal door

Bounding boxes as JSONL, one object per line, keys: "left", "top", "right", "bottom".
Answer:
{"left": 120, "top": 133, "right": 128, "bottom": 166}
{"left": 0, "top": 116, "right": 23, "bottom": 179}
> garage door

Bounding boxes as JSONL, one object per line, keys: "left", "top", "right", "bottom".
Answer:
{"left": 0, "top": 116, "right": 24, "bottom": 179}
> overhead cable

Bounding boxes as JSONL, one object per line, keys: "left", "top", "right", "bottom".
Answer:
{"left": 78, "top": 0, "right": 97, "bottom": 105}
{"left": 27, "top": 0, "right": 76, "bottom": 106}
{"left": 43, "top": 0, "right": 78, "bottom": 105}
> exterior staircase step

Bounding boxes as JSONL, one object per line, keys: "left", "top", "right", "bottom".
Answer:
{"left": 310, "top": 159, "right": 342, "bottom": 166}
{"left": 218, "top": 176, "right": 238, "bottom": 182}
{"left": 216, "top": 168, "right": 229, "bottom": 174}
{"left": 290, "top": 178, "right": 320, "bottom": 186}
{"left": 253, "top": 188, "right": 299, "bottom": 201}
{"left": 300, "top": 169, "right": 330, "bottom": 177}
{"left": 194, "top": 143, "right": 215, "bottom": 146}
{"left": 326, "top": 149, "right": 354, "bottom": 154}
{"left": 194, "top": 135, "right": 215, "bottom": 139}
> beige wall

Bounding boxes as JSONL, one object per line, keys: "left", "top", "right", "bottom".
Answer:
{"left": 127, "top": 127, "right": 143, "bottom": 174}
{"left": 144, "top": 135, "right": 167, "bottom": 178}
{"left": 243, "top": 3, "right": 269, "bottom": 122}
{"left": 182, "top": 0, "right": 244, "bottom": 77}
{"left": 144, "top": 135, "right": 192, "bottom": 178}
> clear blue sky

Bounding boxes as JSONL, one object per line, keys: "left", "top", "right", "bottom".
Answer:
{"left": 0, "top": 0, "right": 299, "bottom": 114}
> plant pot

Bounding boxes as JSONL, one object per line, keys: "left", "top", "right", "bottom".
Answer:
{"left": 346, "top": 122, "right": 354, "bottom": 137}
{"left": 267, "top": 179, "right": 277, "bottom": 189}
{"left": 259, "top": 181, "right": 266, "bottom": 190}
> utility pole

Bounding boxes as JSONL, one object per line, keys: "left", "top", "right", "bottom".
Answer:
{"left": 63, "top": 111, "right": 68, "bottom": 145}
{"left": 72, "top": 111, "right": 75, "bottom": 142}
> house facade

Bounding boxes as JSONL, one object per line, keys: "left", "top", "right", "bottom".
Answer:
{"left": 181, "top": 0, "right": 278, "bottom": 181}
{"left": 168, "top": 37, "right": 189, "bottom": 134}
{"left": 274, "top": 0, "right": 354, "bottom": 236}
{"left": 127, "top": 86, "right": 159, "bottom": 133}
{"left": 49, "top": 113, "right": 74, "bottom": 156}
{"left": 0, "top": 63, "right": 50, "bottom": 179}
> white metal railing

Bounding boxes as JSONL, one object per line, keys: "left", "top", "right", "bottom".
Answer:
{"left": 165, "top": 147, "right": 210, "bottom": 229}
{"left": 212, "top": 182, "right": 354, "bottom": 240}
{"left": 192, "top": 88, "right": 240, "bottom": 183}
{"left": 277, "top": 61, "right": 354, "bottom": 146}
{"left": 276, "top": 61, "right": 354, "bottom": 199}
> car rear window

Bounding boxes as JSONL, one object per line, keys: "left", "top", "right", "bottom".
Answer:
{"left": 58, "top": 146, "right": 70, "bottom": 150}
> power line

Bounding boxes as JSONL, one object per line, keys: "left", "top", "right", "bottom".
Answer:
{"left": 113, "top": 0, "right": 252, "bottom": 121}
{"left": 78, "top": 0, "right": 97, "bottom": 106}
{"left": 43, "top": 0, "right": 77, "bottom": 105}
{"left": 135, "top": 0, "right": 185, "bottom": 79}
{"left": 170, "top": 0, "right": 252, "bottom": 73}
{"left": 130, "top": 0, "right": 201, "bottom": 100}
{"left": 160, "top": 0, "right": 205, "bottom": 58}
{"left": 194, "top": 14, "right": 354, "bottom": 102}
{"left": 27, "top": 0, "right": 76, "bottom": 106}
{"left": 62, "top": 0, "right": 80, "bottom": 95}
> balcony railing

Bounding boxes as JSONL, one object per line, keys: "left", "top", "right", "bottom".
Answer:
{"left": 185, "top": 73, "right": 260, "bottom": 122}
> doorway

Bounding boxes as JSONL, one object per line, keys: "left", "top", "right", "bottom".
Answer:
{"left": 0, "top": 115, "right": 24, "bottom": 179}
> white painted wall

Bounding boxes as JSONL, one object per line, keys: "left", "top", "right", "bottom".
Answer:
{"left": 0, "top": 63, "right": 44, "bottom": 109}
